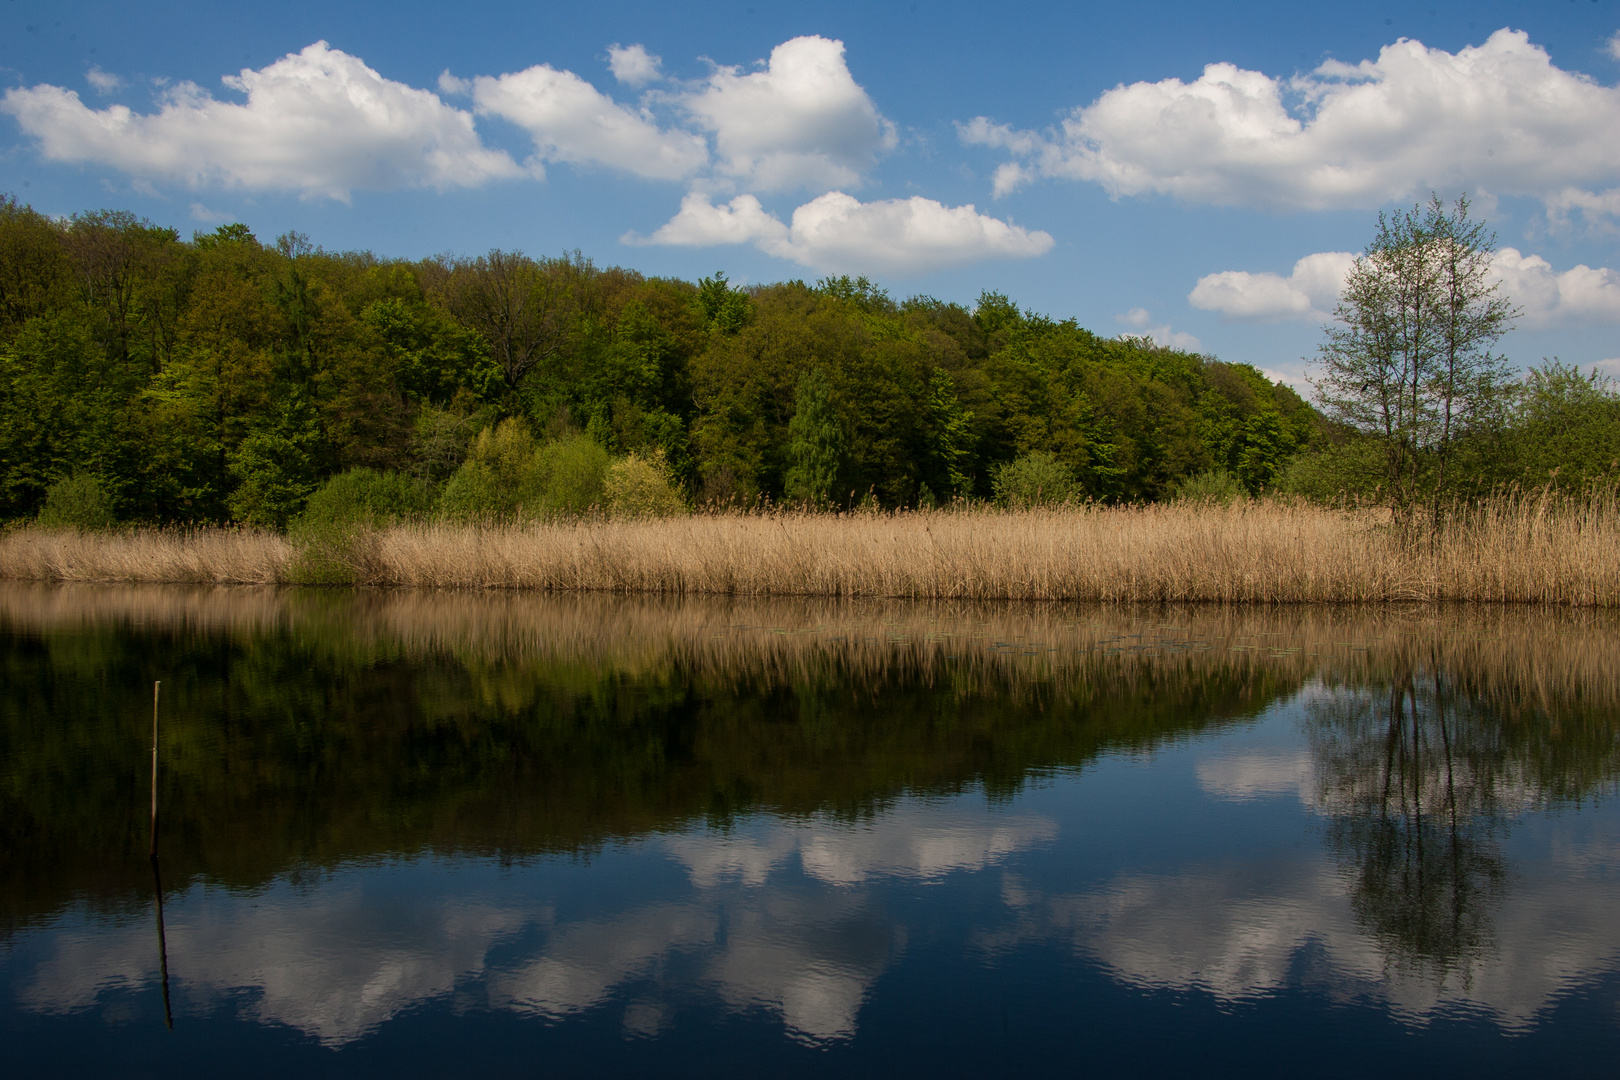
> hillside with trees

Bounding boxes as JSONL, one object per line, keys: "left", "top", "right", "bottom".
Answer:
{"left": 1, "top": 195, "right": 1613, "bottom": 530}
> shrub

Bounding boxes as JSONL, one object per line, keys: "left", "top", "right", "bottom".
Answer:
{"left": 438, "top": 460, "right": 505, "bottom": 522}
{"left": 1175, "top": 467, "right": 1245, "bottom": 506}
{"left": 36, "top": 473, "right": 116, "bottom": 530}
{"left": 530, "top": 434, "right": 612, "bottom": 515}
{"left": 1274, "top": 440, "right": 1386, "bottom": 504}
{"left": 992, "top": 451, "right": 1076, "bottom": 508}
{"left": 299, "top": 468, "right": 434, "bottom": 531}
{"left": 437, "top": 424, "right": 612, "bottom": 521}
{"left": 437, "top": 418, "right": 539, "bottom": 522}
{"left": 604, "top": 451, "right": 686, "bottom": 517}
{"left": 474, "top": 418, "right": 540, "bottom": 488}
{"left": 288, "top": 468, "right": 433, "bottom": 585}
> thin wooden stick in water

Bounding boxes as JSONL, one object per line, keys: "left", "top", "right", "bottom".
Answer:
{"left": 148, "top": 680, "right": 160, "bottom": 859}
{"left": 151, "top": 853, "right": 173, "bottom": 1030}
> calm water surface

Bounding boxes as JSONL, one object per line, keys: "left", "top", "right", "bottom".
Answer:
{"left": 3, "top": 585, "right": 1619, "bottom": 1077}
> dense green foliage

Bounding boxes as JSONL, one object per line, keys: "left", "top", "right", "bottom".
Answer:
{"left": 1298, "top": 195, "right": 1619, "bottom": 508}
{"left": 3, "top": 195, "right": 1607, "bottom": 527}
{"left": 0, "top": 197, "right": 1324, "bottom": 526}
{"left": 1280, "top": 361, "right": 1620, "bottom": 502}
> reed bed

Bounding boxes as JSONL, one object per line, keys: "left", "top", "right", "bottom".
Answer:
{"left": 0, "top": 526, "right": 288, "bottom": 585}
{"left": 3, "top": 494, "right": 1618, "bottom": 604}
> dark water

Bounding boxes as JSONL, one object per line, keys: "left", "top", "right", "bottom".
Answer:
{"left": 3, "top": 585, "right": 1620, "bottom": 1077}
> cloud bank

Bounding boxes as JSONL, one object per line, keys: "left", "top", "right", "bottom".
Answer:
{"left": 1190, "top": 248, "right": 1620, "bottom": 328}
{"left": 3, "top": 36, "right": 1000, "bottom": 273}
{"left": 2, "top": 36, "right": 894, "bottom": 201}
{"left": 627, "top": 190, "right": 1053, "bottom": 276}
{"left": 2, "top": 42, "right": 520, "bottom": 201}
{"left": 448, "top": 64, "right": 707, "bottom": 181}
{"left": 962, "top": 29, "right": 1620, "bottom": 219}
{"left": 1188, "top": 252, "right": 1357, "bottom": 322}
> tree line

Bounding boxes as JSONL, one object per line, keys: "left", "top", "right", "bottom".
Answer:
{"left": 1, "top": 193, "right": 1613, "bottom": 530}
{"left": 0, "top": 195, "right": 1318, "bottom": 527}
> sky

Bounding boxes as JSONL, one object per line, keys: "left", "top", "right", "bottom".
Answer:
{"left": 2, "top": 0, "right": 1618, "bottom": 387}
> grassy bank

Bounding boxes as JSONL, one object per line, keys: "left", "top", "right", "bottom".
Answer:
{"left": 2, "top": 495, "right": 1617, "bottom": 604}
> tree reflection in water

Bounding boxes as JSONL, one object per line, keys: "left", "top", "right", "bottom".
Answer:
{"left": 4, "top": 584, "right": 1620, "bottom": 1034}
{"left": 1311, "top": 667, "right": 1569, "bottom": 982}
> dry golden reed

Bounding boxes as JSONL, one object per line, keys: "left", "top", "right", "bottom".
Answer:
{"left": 0, "top": 526, "right": 289, "bottom": 585}
{"left": 3, "top": 494, "right": 1618, "bottom": 605}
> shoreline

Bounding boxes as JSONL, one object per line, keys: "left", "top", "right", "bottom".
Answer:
{"left": 2, "top": 499, "right": 1617, "bottom": 606}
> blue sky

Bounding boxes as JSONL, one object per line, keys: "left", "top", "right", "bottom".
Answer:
{"left": 3, "top": 0, "right": 1618, "bottom": 385}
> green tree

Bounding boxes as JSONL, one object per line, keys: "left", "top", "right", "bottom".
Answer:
{"left": 1312, "top": 195, "right": 1517, "bottom": 527}
{"left": 783, "top": 368, "right": 847, "bottom": 506}
{"left": 924, "top": 368, "right": 976, "bottom": 497}
{"left": 993, "top": 450, "right": 1076, "bottom": 508}
{"left": 696, "top": 272, "right": 751, "bottom": 334}
{"left": 438, "top": 250, "right": 586, "bottom": 395}
{"left": 361, "top": 295, "right": 499, "bottom": 406}
{"left": 0, "top": 196, "right": 72, "bottom": 341}
{"left": 227, "top": 390, "right": 325, "bottom": 527}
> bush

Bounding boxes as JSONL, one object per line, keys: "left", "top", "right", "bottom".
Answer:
{"left": 604, "top": 451, "right": 686, "bottom": 517}
{"left": 437, "top": 418, "right": 539, "bottom": 521}
{"left": 530, "top": 434, "right": 612, "bottom": 515}
{"left": 437, "top": 423, "right": 612, "bottom": 521}
{"left": 992, "top": 451, "right": 1077, "bottom": 508}
{"left": 36, "top": 473, "right": 116, "bottom": 530}
{"left": 1273, "top": 440, "right": 1386, "bottom": 504}
{"left": 437, "top": 460, "right": 504, "bottom": 522}
{"left": 287, "top": 468, "right": 433, "bottom": 585}
{"left": 1175, "top": 467, "right": 1245, "bottom": 506}
{"left": 298, "top": 468, "right": 434, "bottom": 531}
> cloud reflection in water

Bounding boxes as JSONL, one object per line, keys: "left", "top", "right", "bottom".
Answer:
{"left": 12, "top": 807, "right": 1058, "bottom": 1047}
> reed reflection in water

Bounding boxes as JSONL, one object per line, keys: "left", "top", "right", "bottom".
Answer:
{"left": 1, "top": 584, "right": 1619, "bottom": 1065}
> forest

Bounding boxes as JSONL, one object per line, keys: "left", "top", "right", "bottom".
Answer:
{"left": 1, "top": 194, "right": 1615, "bottom": 530}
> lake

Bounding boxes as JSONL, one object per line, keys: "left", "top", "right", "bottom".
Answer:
{"left": 3, "top": 584, "right": 1618, "bottom": 1077}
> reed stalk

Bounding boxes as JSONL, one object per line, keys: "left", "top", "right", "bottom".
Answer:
{"left": 2, "top": 493, "right": 1616, "bottom": 605}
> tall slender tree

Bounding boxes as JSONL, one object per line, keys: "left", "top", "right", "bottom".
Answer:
{"left": 1312, "top": 194, "right": 1517, "bottom": 529}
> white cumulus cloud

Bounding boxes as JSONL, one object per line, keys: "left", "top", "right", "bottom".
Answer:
{"left": 1117, "top": 307, "right": 1201, "bottom": 351}
{"left": 1, "top": 42, "right": 520, "bottom": 201}
{"left": 84, "top": 66, "right": 122, "bottom": 94}
{"left": 627, "top": 190, "right": 1053, "bottom": 276}
{"left": 631, "top": 191, "right": 789, "bottom": 247}
{"left": 1190, "top": 247, "right": 1620, "bottom": 327}
{"left": 681, "top": 36, "right": 896, "bottom": 192}
{"left": 1189, "top": 252, "right": 1357, "bottom": 321}
{"left": 1489, "top": 247, "right": 1620, "bottom": 327}
{"left": 607, "top": 44, "right": 663, "bottom": 87}
{"left": 962, "top": 29, "right": 1620, "bottom": 216}
{"left": 455, "top": 63, "right": 707, "bottom": 181}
